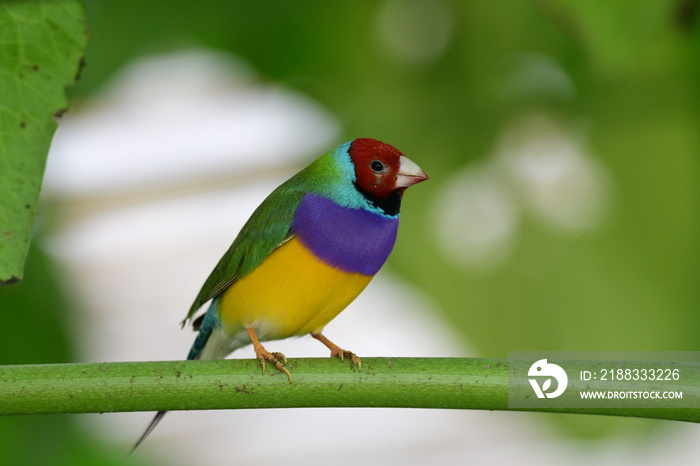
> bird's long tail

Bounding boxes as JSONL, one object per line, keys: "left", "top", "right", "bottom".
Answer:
{"left": 129, "top": 411, "right": 167, "bottom": 456}
{"left": 129, "top": 300, "right": 221, "bottom": 455}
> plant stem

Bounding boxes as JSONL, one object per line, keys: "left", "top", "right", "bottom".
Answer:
{"left": 0, "top": 358, "right": 698, "bottom": 422}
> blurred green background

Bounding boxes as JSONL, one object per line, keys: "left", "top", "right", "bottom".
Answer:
{"left": 2, "top": 0, "right": 699, "bottom": 464}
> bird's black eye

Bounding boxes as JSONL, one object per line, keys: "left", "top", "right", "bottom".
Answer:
{"left": 370, "top": 160, "right": 385, "bottom": 172}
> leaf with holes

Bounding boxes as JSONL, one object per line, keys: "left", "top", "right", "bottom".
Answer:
{"left": 0, "top": 1, "right": 86, "bottom": 284}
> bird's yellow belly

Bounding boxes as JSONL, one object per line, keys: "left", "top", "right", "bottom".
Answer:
{"left": 218, "top": 237, "right": 372, "bottom": 341}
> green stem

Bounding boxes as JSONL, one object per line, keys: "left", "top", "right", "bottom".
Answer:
{"left": 0, "top": 358, "right": 698, "bottom": 422}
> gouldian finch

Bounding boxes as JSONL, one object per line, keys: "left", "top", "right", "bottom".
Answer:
{"left": 132, "top": 138, "right": 427, "bottom": 451}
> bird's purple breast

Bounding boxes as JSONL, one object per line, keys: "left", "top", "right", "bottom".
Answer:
{"left": 291, "top": 194, "right": 399, "bottom": 276}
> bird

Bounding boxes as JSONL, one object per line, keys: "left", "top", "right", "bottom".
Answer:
{"left": 131, "top": 138, "right": 428, "bottom": 452}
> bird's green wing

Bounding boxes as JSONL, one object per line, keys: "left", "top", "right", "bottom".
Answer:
{"left": 181, "top": 182, "right": 306, "bottom": 327}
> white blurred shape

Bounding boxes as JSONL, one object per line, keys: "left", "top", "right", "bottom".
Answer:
{"left": 432, "top": 164, "right": 518, "bottom": 272}
{"left": 45, "top": 49, "right": 339, "bottom": 196}
{"left": 374, "top": 0, "right": 454, "bottom": 67}
{"left": 499, "top": 52, "right": 576, "bottom": 103}
{"left": 432, "top": 114, "right": 610, "bottom": 271}
{"left": 497, "top": 115, "right": 609, "bottom": 232}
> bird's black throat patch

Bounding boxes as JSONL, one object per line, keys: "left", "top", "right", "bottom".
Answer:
{"left": 354, "top": 181, "right": 402, "bottom": 216}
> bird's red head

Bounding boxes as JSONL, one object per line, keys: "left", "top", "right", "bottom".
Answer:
{"left": 348, "top": 138, "right": 428, "bottom": 202}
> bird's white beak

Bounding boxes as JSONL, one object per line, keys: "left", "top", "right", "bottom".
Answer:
{"left": 396, "top": 155, "right": 429, "bottom": 188}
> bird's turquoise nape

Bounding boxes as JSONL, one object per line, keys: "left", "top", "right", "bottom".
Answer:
{"left": 130, "top": 138, "right": 428, "bottom": 453}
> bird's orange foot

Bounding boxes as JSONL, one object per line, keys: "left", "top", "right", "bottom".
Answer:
{"left": 256, "top": 348, "right": 291, "bottom": 382}
{"left": 247, "top": 327, "right": 292, "bottom": 382}
{"left": 311, "top": 333, "right": 362, "bottom": 370}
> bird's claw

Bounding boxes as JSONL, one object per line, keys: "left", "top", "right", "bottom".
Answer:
{"left": 247, "top": 327, "right": 292, "bottom": 382}
{"left": 331, "top": 348, "right": 362, "bottom": 370}
{"left": 312, "top": 333, "right": 361, "bottom": 370}
{"left": 255, "top": 347, "right": 292, "bottom": 382}
{"left": 270, "top": 351, "right": 288, "bottom": 365}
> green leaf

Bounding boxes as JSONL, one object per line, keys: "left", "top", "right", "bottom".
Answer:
{"left": 0, "top": 0, "right": 86, "bottom": 284}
